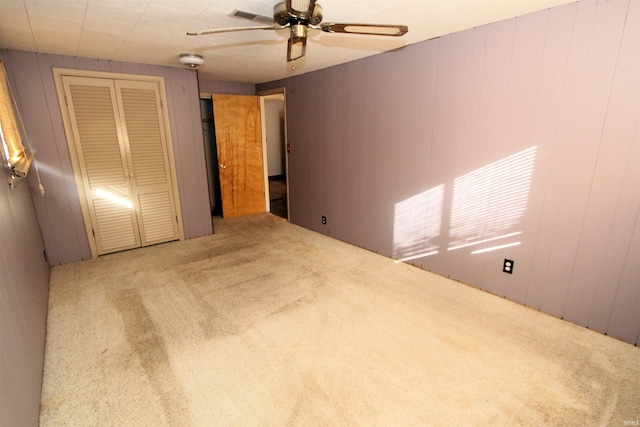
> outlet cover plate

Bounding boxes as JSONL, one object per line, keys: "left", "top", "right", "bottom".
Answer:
{"left": 503, "top": 259, "right": 514, "bottom": 274}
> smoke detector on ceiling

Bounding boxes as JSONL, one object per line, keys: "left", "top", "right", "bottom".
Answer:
{"left": 179, "top": 53, "right": 204, "bottom": 69}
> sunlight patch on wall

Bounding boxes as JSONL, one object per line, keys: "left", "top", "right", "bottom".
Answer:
{"left": 392, "top": 147, "right": 537, "bottom": 262}
{"left": 448, "top": 146, "right": 536, "bottom": 253}
{"left": 392, "top": 184, "right": 444, "bottom": 261}
{"left": 470, "top": 241, "right": 521, "bottom": 255}
{"left": 447, "top": 231, "right": 522, "bottom": 252}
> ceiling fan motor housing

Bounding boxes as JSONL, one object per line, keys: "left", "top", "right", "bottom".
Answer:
{"left": 274, "top": 1, "right": 323, "bottom": 26}
{"left": 290, "top": 23, "right": 307, "bottom": 40}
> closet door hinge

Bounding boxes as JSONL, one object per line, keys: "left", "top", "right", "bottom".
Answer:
{"left": 91, "top": 229, "right": 95, "bottom": 237}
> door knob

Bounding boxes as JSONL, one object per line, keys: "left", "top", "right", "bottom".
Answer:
{"left": 219, "top": 164, "right": 227, "bottom": 169}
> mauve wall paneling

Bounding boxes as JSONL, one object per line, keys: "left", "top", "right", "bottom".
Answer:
{"left": 0, "top": 146, "right": 50, "bottom": 424}
{"left": 560, "top": 0, "right": 631, "bottom": 329}
{"left": 581, "top": 0, "right": 640, "bottom": 341}
{"left": 537, "top": 0, "right": 616, "bottom": 319}
{"left": 1, "top": 51, "right": 91, "bottom": 263}
{"left": 198, "top": 78, "right": 255, "bottom": 95}
{"left": 0, "top": 50, "right": 213, "bottom": 264}
{"left": 258, "top": 0, "right": 640, "bottom": 345}
{"left": 160, "top": 66, "right": 212, "bottom": 240}
{"left": 522, "top": 3, "right": 580, "bottom": 312}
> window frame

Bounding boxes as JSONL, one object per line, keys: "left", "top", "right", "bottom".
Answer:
{"left": 0, "top": 60, "right": 32, "bottom": 188}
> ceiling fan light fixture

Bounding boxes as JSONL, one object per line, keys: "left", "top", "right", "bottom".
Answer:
{"left": 179, "top": 53, "right": 204, "bottom": 69}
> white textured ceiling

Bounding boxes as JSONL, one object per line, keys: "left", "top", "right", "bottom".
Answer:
{"left": 1, "top": 0, "right": 577, "bottom": 84}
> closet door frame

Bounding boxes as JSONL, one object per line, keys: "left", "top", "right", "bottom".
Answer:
{"left": 53, "top": 68, "right": 185, "bottom": 258}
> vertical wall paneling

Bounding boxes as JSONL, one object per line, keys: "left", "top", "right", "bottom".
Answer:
{"left": 466, "top": 18, "right": 515, "bottom": 294}
{"left": 312, "top": 71, "right": 332, "bottom": 236}
{"left": 423, "top": 36, "right": 448, "bottom": 277}
{"left": 322, "top": 67, "right": 339, "bottom": 239}
{"left": 108, "top": 60, "right": 123, "bottom": 74}
{"left": 299, "top": 71, "right": 321, "bottom": 232}
{"left": 436, "top": 32, "right": 472, "bottom": 280}
{"left": 6, "top": 51, "right": 92, "bottom": 264}
{"left": 302, "top": 72, "right": 318, "bottom": 229}
{"left": 118, "top": 61, "right": 143, "bottom": 76}
{"left": 600, "top": 137, "right": 640, "bottom": 342}
{"left": 197, "top": 78, "right": 256, "bottom": 96}
{"left": 0, "top": 147, "right": 50, "bottom": 425}
{"left": 326, "top": 67, "right": 345, "bottom": 240}
{"left": 524, "top": 3, "right": 577, "bottom": 310}
{"left": 256, "top": 0, "right": 640, "bottom": 345}
{"left": 341, "top": 60, "right": 367, "bottom": 248}
{"left": 499, "top": 11, "right": 548, "bottom": 303}
{"left": 560, "top": 0, "right": 631, "bottom": 328}
{"left": 74, "top": 56, "right": 101, "bottom": 72}
{"left": 590, "top": 0, "right": 640, "bottom": 338}
{"left": 392, "top": 43, "right": 432, "bottom": 268}
{"left": 4, "top": 52, "right": 55, "bottom": 257}
{"left": 362, "top": 56, "right": 383, "bottom": 252}
{"left": 293, "top": 76, "right": 309, "bottom": 226}
{"left": 156, "top": 69, "right": 186, "bottom": 234}
{"left": 452, "top": 25, "right": 489, "bottom": 286}
{"left": 549, "top": 0, "right": 626, "bottom": 322}
{"left": 375, "top": 55, "right": 402, "bottom": 257}
{"left": 417, "top": 40, "right": 444, "bottom": 274}
{"left": 359, "top": 57, "right": 385, "bottom": 253}
{"left": 161, "top": 66, "right": 211, "bottom": 238}
{"left": 37, "top": 54, "right": 92, "bottom": 259}
{"left": 97, "top": 59, "right": 112, "bottom": 72}
{"left": 0, "top": 188, "right": 50, "bottom": 426}
{"left": 536, "top": 0, "right": 598, "bottom": 318}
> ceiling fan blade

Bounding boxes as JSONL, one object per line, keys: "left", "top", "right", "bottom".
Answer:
{"left": 287, "top": 24, "right": 308, "bottom": 61}
{"left": 230, "top": 9, "right": 274, "bottom": 25}
{"left": 319, "top": 23, "right": 408, "bottom": 37}
{"left": 187, "top": 25, "right": 280, "bottom": 36}
{"left": 304, "top": 0, "right": 317, "bottom": 19}
{"left": 287, "top": 36, "right": 307, "bottom": 61}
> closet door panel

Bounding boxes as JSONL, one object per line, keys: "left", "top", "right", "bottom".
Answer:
{"left": 116, "top": 80, "right": 179, "bottom": 246}
{"left": 62, "top": 76, "right": 140, "bottom": 254}
{"left": 93, "top": 199, "right": 138, "bottom": 250}
{"left": 137, "top": 192, "right": 176, "bottom": 243}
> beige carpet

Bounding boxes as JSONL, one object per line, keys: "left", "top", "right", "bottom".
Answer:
{"left": 40, "top": 213, "right": 640, "bottom": 426}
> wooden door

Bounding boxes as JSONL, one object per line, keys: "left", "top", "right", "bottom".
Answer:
{"left": 212, "top": 94, "right": 265, "bottom": 218}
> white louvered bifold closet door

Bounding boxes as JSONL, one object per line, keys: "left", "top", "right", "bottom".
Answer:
{"left": 115, "top": 80, "right": 179, "bottom": 246}
{"left": 62, "top": 76, "right": 179, "bottom": 255}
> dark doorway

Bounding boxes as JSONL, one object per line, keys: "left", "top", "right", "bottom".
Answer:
{"left": 200, "top": 98, "right": 222, "bottom": 217}
{"left": 269, "top": 175, "right": 288, "bottom": 219}
{"left": 263, "top": 94, "right": 288, "bottom": 220}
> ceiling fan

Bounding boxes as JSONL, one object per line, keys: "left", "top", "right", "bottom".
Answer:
{"left": 187, "top": 0, "right": 408, "bottom": 62}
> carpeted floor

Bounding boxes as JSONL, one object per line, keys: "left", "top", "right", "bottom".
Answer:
{"left": 40, "top": 213, "right": 640, "bottom": 426}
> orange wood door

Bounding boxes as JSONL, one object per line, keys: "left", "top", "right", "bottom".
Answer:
{"left": 212, "top": 94, "right": 265, "bottom": 218}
